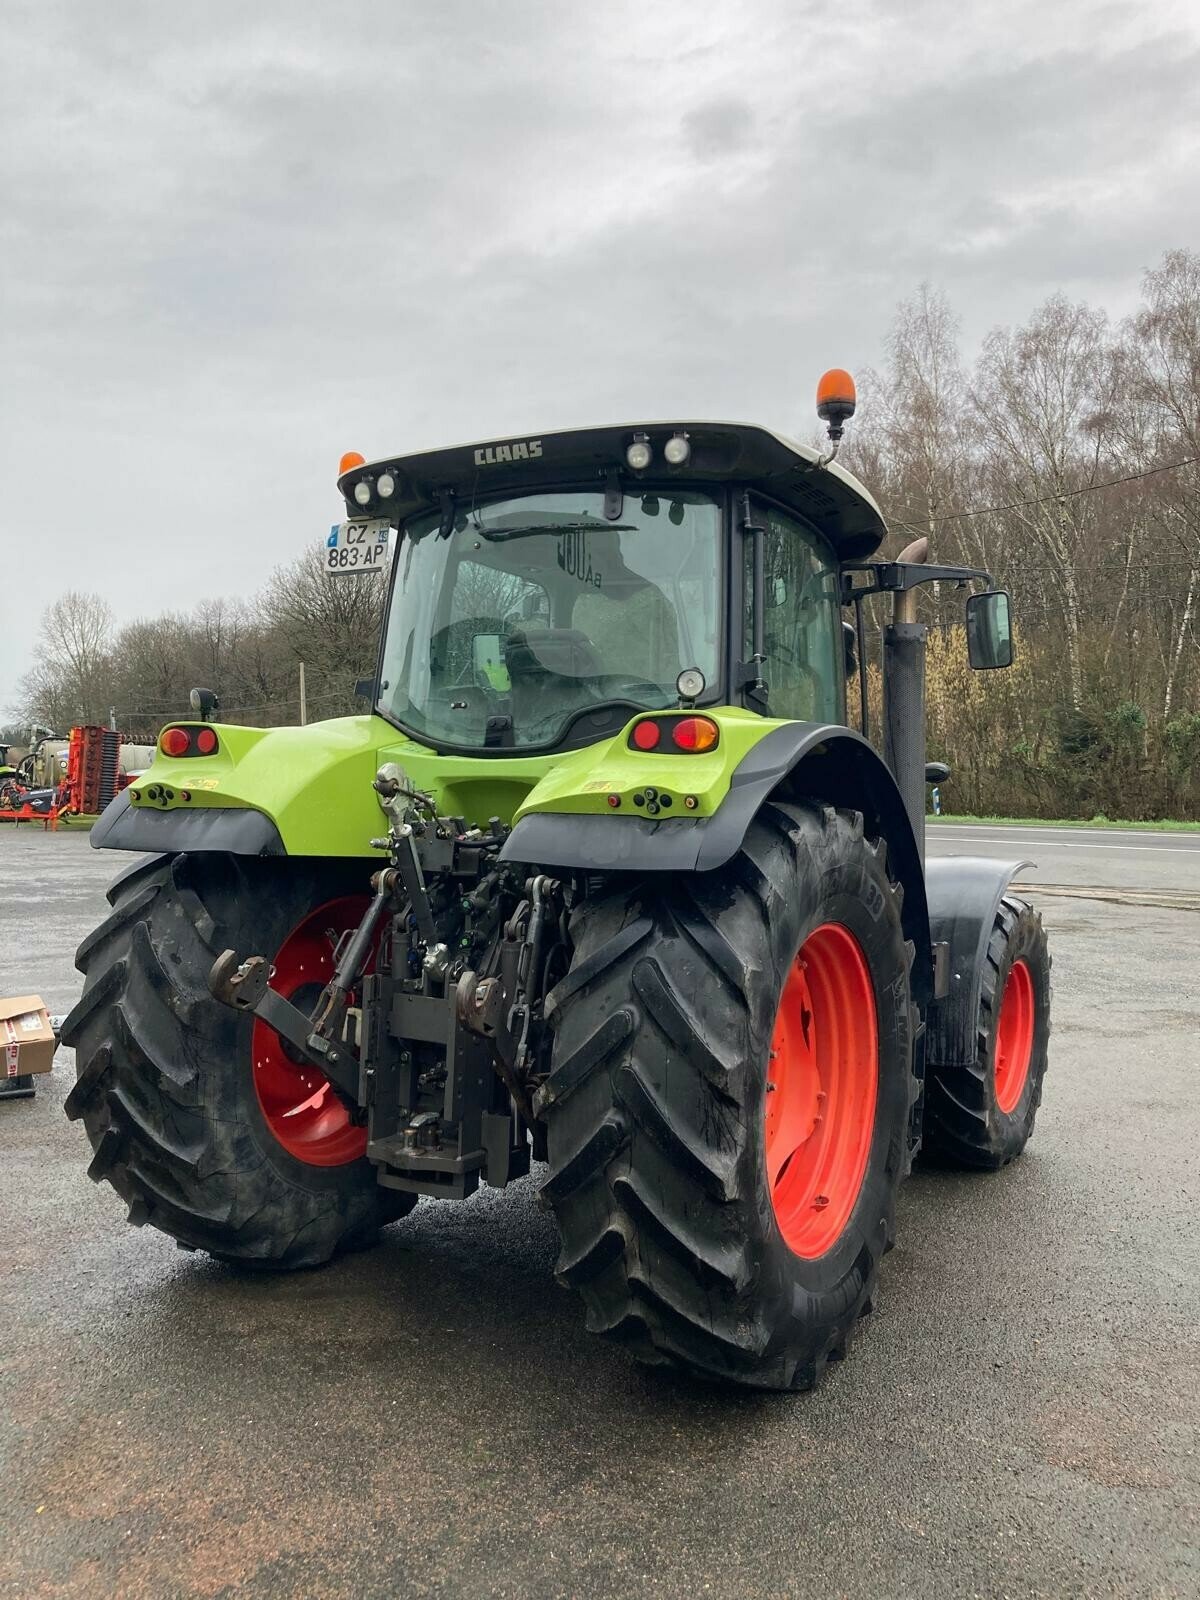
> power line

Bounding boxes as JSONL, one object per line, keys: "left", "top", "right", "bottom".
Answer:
{"left": 888, "top": 454, "right": 1199, "bottom": 527}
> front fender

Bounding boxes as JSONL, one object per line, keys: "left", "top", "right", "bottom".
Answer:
{"left": 924, "top": 855, "right": 1033, "bottom": 1066}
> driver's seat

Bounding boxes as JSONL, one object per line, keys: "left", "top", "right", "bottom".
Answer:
{"left": 504, "top": 627, "right": 604, "bottom": 729}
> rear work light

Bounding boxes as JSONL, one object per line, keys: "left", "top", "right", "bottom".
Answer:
{"left": 159, "top": 725, "right": 220, "bottom": 758}
{"left": 627, "top": 715, "right": 719, "bottom": 754}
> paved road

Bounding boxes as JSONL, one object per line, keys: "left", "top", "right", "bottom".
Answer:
{"left": 928, "top": 821, "right": 1200, "bottom": 895}
{"left": 1, "top": 826, "right": 1197, "bottom": 1599}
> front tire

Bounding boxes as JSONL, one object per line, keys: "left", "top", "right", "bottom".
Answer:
{"left": 538, "top": 801, "right": 916, "bottom": 1390}
{"left": 61, "top": 852, "right": 414, "bottom": 1266}
{"left": 922, "top": 894, "right": 1051, "bottom": 1169}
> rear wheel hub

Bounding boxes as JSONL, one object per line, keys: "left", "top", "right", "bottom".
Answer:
{"left": 994, "top": 958, "right": 1035, "bottom": 1114}
{"left": 765, "top": 922, "right": 879, "bottom": 1259}
{"left": 252, "top": 895, "right": 371, "bottom": 1167}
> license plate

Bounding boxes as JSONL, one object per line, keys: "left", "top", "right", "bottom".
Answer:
{"left": 325, "top": 518, "right": 391, "bottom": 577}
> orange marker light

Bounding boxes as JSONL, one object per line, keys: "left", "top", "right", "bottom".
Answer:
{"left": 160, "top": 727, "right": 190, "bottom": 758}
{"left": 339, "top": 451, "right": 366, "bottom": 475}
{"left": 816, "top": 368, "right": 856, "bottom": 417}
{"left": 671, "top": 716, "right": 719, "bottom": 752}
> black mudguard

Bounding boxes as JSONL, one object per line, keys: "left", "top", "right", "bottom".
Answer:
{"left": 90, "top": 789, "right": 285, "bottom": 857}
{"left": 924, "top": 855, "right": 1033, "bottom": 1065}
{"left": 505, "top": 722, "right": 933, "bottom": 1007}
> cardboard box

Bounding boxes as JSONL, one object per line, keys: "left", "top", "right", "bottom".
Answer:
{"left": 1, "top": 995, "right": 57, "bottom": 1080}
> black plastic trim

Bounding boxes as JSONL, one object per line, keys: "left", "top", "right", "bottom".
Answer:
{"left": 627, "top": 713, "right": 719, "bottom": 753}
{"left": 90, "top": 790, "right": 286, "bottom": 857}
{"left": 501, "top": 812, "right": 706, "bottom": 873}
{"left": 924, "top": 856, "right": 1033, "bottom": 1065}
{"left": 372, "top": 694, "right": 691, "bottom": 762}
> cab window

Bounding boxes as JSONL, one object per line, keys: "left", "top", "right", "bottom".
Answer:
{"left": 744, "top": 503, "right": 843, "bottom": 723}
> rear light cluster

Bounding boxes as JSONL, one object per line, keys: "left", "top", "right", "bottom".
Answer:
{"left": 628, "top": 715, "right": 719, "bottom": 754}
{"left": 159, "top": 725, "right": 219, "bottom": 758}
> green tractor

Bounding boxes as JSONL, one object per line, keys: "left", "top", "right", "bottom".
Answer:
{"left": 62, "top": 378, "right": 1051, "bottom": 1389}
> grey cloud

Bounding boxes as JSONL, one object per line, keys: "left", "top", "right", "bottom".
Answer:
{"left": 682, "top": 97, "right": 755, "bottom": 159}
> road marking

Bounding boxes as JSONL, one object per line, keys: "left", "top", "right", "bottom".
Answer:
{"left": 929, "top": 836, "right": 1192, "bottom": 854}
{"left": 928, "top": 826, "right": 1200, "bottom": 844}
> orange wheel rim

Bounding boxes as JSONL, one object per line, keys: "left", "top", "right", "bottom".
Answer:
{"left": 765, "top": 923, "right": 878, "bottom": 1259}
{"left": 252, "top": 896, "right": 372, "bottom": 1167}
{"left": 994, "top": 959, "right": 1035, "bottom": 1114}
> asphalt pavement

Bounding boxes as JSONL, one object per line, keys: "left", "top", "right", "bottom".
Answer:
{"left": 928, "top": 820, "right": 1200, "bottom": 895}
{"left": 1, "top": 823, "right": 1197, "bottom": 1599}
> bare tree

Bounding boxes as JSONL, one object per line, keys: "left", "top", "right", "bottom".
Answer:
{"left": 20, "top": 591, "right": 114, "bottom": 727}
{"left": 971, "top": 295, "right": 1117, "bottom": 711}
{"left": 1126, "top": 250, "right": 1200, "bottom": 717}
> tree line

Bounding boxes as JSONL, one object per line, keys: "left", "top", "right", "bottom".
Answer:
{"left": 7, "top": 249, "right": 1198, "bottom": 819}
{"left": 5, "top": 550, "right": 385, "bottom": 747}
{"left": 844, "top": 249, "right": 1199, "bottom": 820}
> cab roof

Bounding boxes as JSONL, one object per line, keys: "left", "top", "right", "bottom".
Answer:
{"left": 338, "top": 421, "right": 887, "bottom": 560}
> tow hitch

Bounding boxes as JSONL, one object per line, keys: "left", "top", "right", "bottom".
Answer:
{"left": 206, "top": 761, "right": 568, "bottom": 1199}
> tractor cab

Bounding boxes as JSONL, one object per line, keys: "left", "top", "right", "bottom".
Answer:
{"left": 339, "top": 419, "right": 888, "bottom": 756}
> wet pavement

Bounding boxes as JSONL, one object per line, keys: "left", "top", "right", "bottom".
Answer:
{"left": 1, "top": 825, "right": 1198, "bottom": 1599}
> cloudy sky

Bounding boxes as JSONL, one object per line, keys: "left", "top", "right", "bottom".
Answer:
{"left": 3, "top": 0, "right": 1198, "bottom": 711}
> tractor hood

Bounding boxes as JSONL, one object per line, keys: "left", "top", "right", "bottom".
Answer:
{"left": 337, "top": 422, "right": 888, "bottom": 560}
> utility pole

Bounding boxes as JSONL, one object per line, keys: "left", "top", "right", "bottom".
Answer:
{"left": 299, "top": 663, "right": 307, "bottom": 726}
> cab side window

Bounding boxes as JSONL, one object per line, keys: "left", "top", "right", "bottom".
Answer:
{"left": 744, "top": 504, "right": 843, "bottom": 723}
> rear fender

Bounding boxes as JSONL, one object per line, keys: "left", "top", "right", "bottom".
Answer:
{"left": 92, "top": 790, "right": 286, "bottom": 856}
{"left": 924, "top": 856, "right": 1033, "bottom": 1067}
{"left": 505, "top": 722, "right": 933, "bottom": 1008}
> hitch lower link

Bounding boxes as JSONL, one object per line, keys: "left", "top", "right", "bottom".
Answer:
{"left": 206, "top": 880, "right": 393, "bottom": 1104}
{"left": 207, "top": 950, "right": 362, "bottom": 1102}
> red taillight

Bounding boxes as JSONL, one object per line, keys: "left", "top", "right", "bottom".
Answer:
{"left": 195, "top": 726, "right": 218, "bottom": 755}
{"left": 160, "top": 727, "right": 190, "bottom": 757}
{"left": 671, "top": 716, "right": 719, "bottom": 752}
{"left": 631, "top": 720, "right": 661, "bottom": 751}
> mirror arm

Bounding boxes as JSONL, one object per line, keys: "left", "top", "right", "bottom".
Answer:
{"left": 842, "top": 560, "right": 992, "bottom": 600}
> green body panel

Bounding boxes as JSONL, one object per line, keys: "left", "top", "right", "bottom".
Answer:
{"left": 510, "top": 707, "right": 789, "bottom": 821}
{"left": 125, "top": 708, "right": 786, "bottom": 857}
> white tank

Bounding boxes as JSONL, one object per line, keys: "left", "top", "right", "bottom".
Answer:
{"left": 119, "top": 744, "right": 158, "bottom": 774}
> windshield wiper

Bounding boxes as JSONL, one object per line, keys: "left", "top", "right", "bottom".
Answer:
{"left": 475, "top": 519, "right": 635, "bottom": 542}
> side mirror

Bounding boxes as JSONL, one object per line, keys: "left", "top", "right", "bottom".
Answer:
{"left": 353, "top": 677, "right": 378, "bottom": 702}
{"left": 842, "top": 620, "right": 858, "bottom": 679}
{"left": 966, "top": 590, "right": 1013, "bottom": 671}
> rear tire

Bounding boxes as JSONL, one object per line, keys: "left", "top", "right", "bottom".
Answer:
{"left": 921, "top": 894, "right": 1051, "bottom": 1169}
{"left": 538, "top": 801, "right": 916, "bottom": 1390}
{"left": 61, "top": 852, "right": 414, "bottom": 1266}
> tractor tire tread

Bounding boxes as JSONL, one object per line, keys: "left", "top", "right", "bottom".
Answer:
{"left": 64, "top": 852, "right": 413, "bottom": 1266}
{"left": 922, "top": 894, "right": 1051, "bottom": 1170}
{"left": 541, "top": 799, "right": 915, "bottom": 1390}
